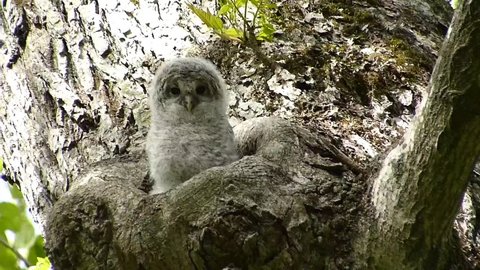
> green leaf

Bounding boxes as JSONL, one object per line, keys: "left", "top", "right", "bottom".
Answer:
{"left": 250, "top": 0, "right": 276, "bottom": 9}
{"left": 451, "top": 0, "right": 460, "bottom": 9}
{"left": 0, "top": 177, "right": 46, "bottom": 270}
{"left": 226, "top": 8, "right": 238, "bottom": 25}
{"left": 223, "top": 28, "right": 243, "bottom": 39}
{"left": 218, "top": 4, "right": 232, "bottom": 15}
{"left": 0, "top": 202, "right": 35, "bottom": 249}
{"left": 188, "top": 4, "right": 224, "bottom": 31}
{"left": 262, "top": 22, "right": 275, "bottom": 34}
{"left": 13, "top": 218, "right": 35, "bottom": 249}
{"left": 218, "top": 28, "right": 244, "bottom": 42}
{"left": 264, "top": 3, "right": 277, "bottom": 9}
{"left": 0, "top": 243, "right": 20, "bottom": 270}
{"left": 218, "top": 0, "right": 229, "bottom": 5}
{"left": 27, "top": 257, "right": 50, "bottom": 270}
{"left": 0, "top": 158, "right": 3, "bottom": 172}
{"left": 10, "top": 185, "right": 25, "bottom": 209}
{"left": 27, "top": 236, "right": 46, "bottom": 267}
{"left": 235, "top": 0, "right": 247, "bottom": 7}
{"left": 257, "top": 18, "right": 275, "bottom": 41}
{"left": 0, "top": 202, "right": 22, "bottom": 232}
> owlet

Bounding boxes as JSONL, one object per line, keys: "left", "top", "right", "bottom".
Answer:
{"left": 146, "top": 58, "right": 238, "bottom": 194}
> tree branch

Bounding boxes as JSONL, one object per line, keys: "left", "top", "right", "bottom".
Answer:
{"left": 365, "top": 0, "right": 480, "bottom": 268}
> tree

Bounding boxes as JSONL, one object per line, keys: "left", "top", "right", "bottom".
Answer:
{"left": 0, "top": 0, "right": 478, "bottom": 269}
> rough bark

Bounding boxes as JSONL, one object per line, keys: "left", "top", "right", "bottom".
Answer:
{"left": 366, "top": 0, "right": 480, "bottom": 268}
{"left": 3, "top": 0, "right": 479, "bottom": 269}
{"left": 0, "top": 0, "right": 191, "bottom": 227}
{"left": 46, "top": 117, "right": 364, "bottom": 269}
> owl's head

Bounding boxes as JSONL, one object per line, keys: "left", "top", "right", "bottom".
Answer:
{"left": 149, "top": 58, "right": 228, "bottom": 123}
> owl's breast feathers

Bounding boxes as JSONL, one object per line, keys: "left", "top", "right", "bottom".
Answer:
{"left": 149, "top": 120, "right": 238, "bottom": 166}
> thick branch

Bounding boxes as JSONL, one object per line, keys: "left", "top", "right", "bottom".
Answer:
{"left": 367, "top": 0, "right": 480, "bottom": 268}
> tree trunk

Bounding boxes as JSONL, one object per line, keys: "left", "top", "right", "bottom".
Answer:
{"left": 365, "top": 0, "right": 480, "bottom": 268}
{"left": 3, "top": 0, "right": 479, "bottom": 269}
{"left": 0, "top": 0, "right": 191, "bottom": 226}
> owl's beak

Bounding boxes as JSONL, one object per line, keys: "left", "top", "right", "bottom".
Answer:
{"left": 183, "top": 95, "right": 197, "bottom": 112}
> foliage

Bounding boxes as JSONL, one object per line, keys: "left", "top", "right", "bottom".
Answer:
{"left": 0, "top": 170, "right": 49, "bottom": 270}
{"left": 27, "top": 257, "right": 50, "bottom": 270}
{"left": 188, "top": 0, "right": 277, "bottom": 43}
{"left": 451, "top": 0, "right": 460, "bottom": 9}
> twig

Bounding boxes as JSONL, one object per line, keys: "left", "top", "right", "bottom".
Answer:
{"left": 243, "top": 0, "right": 248, "bottom": 40}
{"left": 223, "top": 0, "right": 278, "bottom": 70}
{"left": 251, "top": 0, "right": 262, "bottom": 28}
{"left": 229, "top": 0, "right": 251, "bottom": 39}
{"left": 0, "top": 237, "right": 31, "bottom": 267}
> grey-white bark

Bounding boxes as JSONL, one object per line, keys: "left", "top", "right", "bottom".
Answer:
{"left": 2, "top": 0, "right": 479, "bottom": 269}
{"left": 0, "top": 0, "right": 195, "bottom": 227}
{"left": 365, "top": 0, "right": 480, "bottom": 268}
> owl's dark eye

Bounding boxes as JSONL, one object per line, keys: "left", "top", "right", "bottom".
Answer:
{"left": 196, "top": 85, "right": 207, "bottom": 96}
{"left": 169, "top": 87, "right": 181, "bottom": 96}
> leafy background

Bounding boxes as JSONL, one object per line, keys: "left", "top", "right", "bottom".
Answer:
{"left": 0, "top": 159, "right": 49, "bottom": 270}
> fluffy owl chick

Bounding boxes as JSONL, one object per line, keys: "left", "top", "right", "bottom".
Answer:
{"left": 147, "top": 58, "right": 238, "bottom": 194}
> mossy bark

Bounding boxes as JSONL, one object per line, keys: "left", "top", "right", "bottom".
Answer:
{"left": 365, "top": 0, "right": 480, "bottom": 268}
